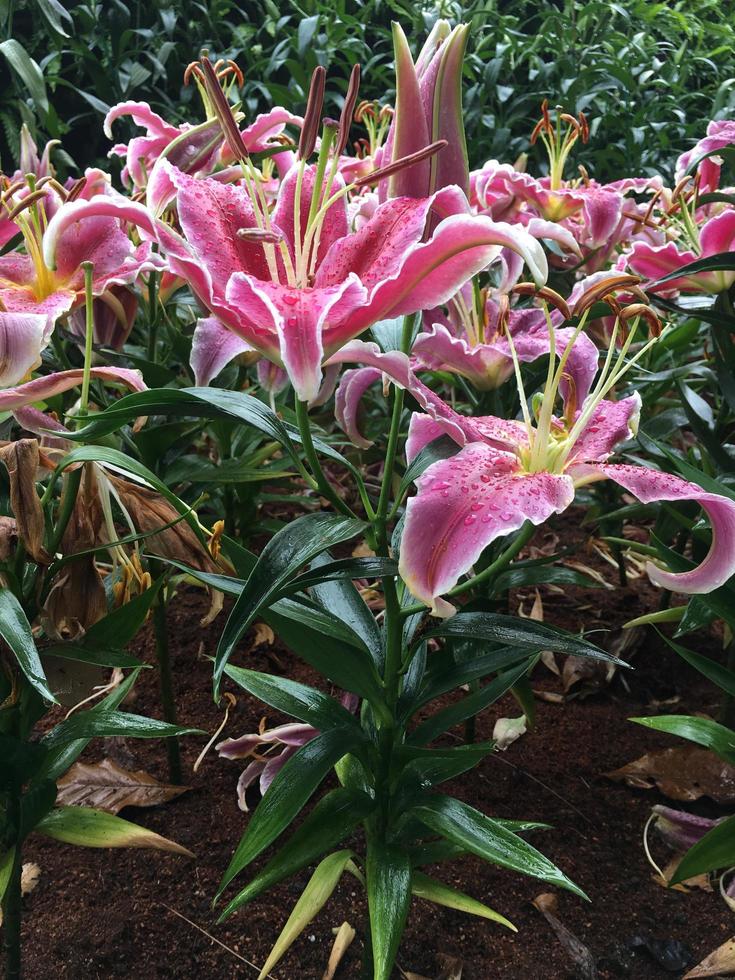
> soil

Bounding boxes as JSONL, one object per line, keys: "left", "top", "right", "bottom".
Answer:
{"left": 18, "top": 514, "right": 734, "bottom": 980}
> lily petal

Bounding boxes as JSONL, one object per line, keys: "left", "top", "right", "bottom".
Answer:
{"left": 0, "top": 366, "right": 146, "bottom": 412}
{"left": 399, "top": 441, "right": 574, "bottom": 613}
{"left": 335, "top": 366, "right": 383, "bottom": 448}
{"left": 598, "top": 462, "right": 735, "bottom": 593}
{"left": 0, "top": 312, "right": 49, "bottom": 386}
{"left": 191, "top": 315, "right": 255, "bottom": 386}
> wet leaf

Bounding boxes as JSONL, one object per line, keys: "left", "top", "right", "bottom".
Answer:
{"left": 532, "top": 893, "right": 598, "bottom": 980}
{"left": 605, "top": 746, "right": 735, "bottom": 803}
{"left": 56, "top": 758, "right": 190, "bottom": 813}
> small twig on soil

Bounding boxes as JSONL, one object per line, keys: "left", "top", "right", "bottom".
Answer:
{"left": 159, "top": 903, "right": 278, "bottom": 978}
{"left": 490, "top": 754, "right": 594, "bottom": 833}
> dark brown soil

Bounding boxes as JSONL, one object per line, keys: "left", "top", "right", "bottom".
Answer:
{"left": 18, "top": 519, "right": 733, "bottom": 980}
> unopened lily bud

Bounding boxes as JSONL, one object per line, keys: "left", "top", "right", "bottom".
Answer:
{"left": 0, "top": 439, "right": 50, "bottom": 565}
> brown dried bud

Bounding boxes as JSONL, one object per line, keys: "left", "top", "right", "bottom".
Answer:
{"left": 0, "top": 439, "right": 50, "bottom": 564}
{"left": 0, "top": 516, "right": 18, "bottom": 562}
{"left": 42, "top": 464, "right": 107, "bottom": 641}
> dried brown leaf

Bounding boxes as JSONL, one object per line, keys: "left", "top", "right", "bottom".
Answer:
{"left": 683, "top": 937, "right": 735, "bottom": 978}
{"left": 251, "top": 623, "right": 275, "bottom": 649}
{"left": 322, "top": 921, "right": 356, "bottom": 980}
{"left": 0, "top": 862, "right": 41, "bottom": 926}
{"left": 606, "top": 746, "right": 735, "bottom": 803}
{"left": 57, "top": 758, "right": 190, "bottom": 813}
{"left": 532, "top": 893, "right": 598, "bottom": 980}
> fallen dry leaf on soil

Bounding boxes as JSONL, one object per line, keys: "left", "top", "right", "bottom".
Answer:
{"left": 684, "top": 937, "right": 735, "bottom": 977}
{"left": 493, "top": 714, "right": 528, "bottom": 750}
{"left": 57, "top": 758, "right": 190, "bottom": 813}
{"left": 605, "top": 746, "right": 735, "bottom": 803}
{"left": 250, "top": 622, "right": 275, "bottom": 649}
{"left": 322, "top": 921, "right": 356, "bottom": 980}
{"left": 0, "top": 863, "right": 40, "bottom": 926}
{"left": 532, "top": 893, "right": 598, "bottom": 980}
{"left": 652, "top": 856, "right": 712, "bottom": 893}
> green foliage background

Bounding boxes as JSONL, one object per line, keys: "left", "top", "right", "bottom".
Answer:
{"left": 1, "top": 0, "right": 734, "bottom": 181}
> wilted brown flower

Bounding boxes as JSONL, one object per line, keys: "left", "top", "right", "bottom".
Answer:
{"left": 0, "top": 439, "right": 50, "bottom": 564}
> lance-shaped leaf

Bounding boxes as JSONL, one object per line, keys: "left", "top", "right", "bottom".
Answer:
{"left": 671, "top": 813, "right": 735, "bottom": 885}
{"left": 0, "top": 588, "right": 56, "bottom": 702}
{"left": 42, "top": 710, "right": 201, "bottom": 748}
{"left": 631, "top": 715, "right": 735, "bottom": 766}
{"left": 423, "top": 612, "right": 618, "bottom": 664}
{"left": 413, "top": 795, "right": 587, "bottom": 898}
{"left": 35, "top": 805, "right": 193, "bottom": 856}
{"left": 367, "top": 839, "right": 412, "bottom": 980}
{"left": 219, "top": 788, "right": 375, "bottom": 919}
{"left": 412, "top": 871, "right": 516, "bottom": 930}
{"left": 256, "top": 850, "right": 357, "bottom": 980}
{"left": 223, "top": 664, "right": 362, "bottom": 733}
{"left": 214, "top": 512, "right": 365, "bottom": 695}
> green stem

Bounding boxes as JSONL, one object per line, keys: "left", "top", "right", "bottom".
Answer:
{"left": 79, "top": 263, "right": 95, "bottom": 419}
{"left": 146, "top": 271, "right": 159, "bottom": 363}
{"left": 2, "top": 839, "right": 22, "bottom": 979}
{"left": 294, "top": 399, "right": 356, "bottom": 518}
{"left": 151, "top": 577, "right": 182, "bottom": 785}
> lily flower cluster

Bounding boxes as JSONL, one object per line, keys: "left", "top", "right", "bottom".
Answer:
{"left": 2, "top": 19, "right": 733, "bottom": 624}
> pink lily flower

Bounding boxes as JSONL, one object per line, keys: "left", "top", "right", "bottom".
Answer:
{"left": 217, "top": 693, "right": 358, "bottom": 810}
{"left": 43, "top": 160, "right": 548, "bottom": 402}
{"left": 105, "top": 99, "right": 301, "bottom": 191}
{"left": 218, "top": 720, "right": 320, "bottom": 811}
{"left": 413, "top": 279, "right": 598, "bottom": 392}
{"left": 676, "top": 119, "right": 735, "bottom": 194}
{"left": 329, "top": 334, "right": 735, "bottom": 616}
{"left": 627, "top": 209, "right": 735, "bottom": 294}
{"left": 380, "top": 20, "right": 469, "bottom": 200}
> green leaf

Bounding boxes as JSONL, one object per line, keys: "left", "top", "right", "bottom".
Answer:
{"left": 34, "top": 0, "right": 72, "bottom": 36}
{"left": 671, "top": 813, "right": 735, "bottom": 885}
{"left": 409, "top": 659, "right": 536, "bottom": 745}
{"left": 217, "top": 728, "right": 358, "bottom": 898}
{"left": 19, "top": 778, "right": 56, "bottom": 840}
{"left": 223, "top": 664, "right": 362, "bottom": 733}
{"left": 307, "top": 552, "right": 383, "bottom": 668}
{"left": 0, "top": 588, "right": 56, "bottom": 702}
{"left": 494, "top": 565, "right": 603, "bottom": 591}
{"left": 215, "top": 512, "right": 364, "bottom": 695}
{"left": 631, "top": 714, "right": 735, "bottom": 764}
{"left": 33, "top": 669, "right": 142, "bottom": 784}
{"left": 423, "top": 613, "right": 618, "bottom": 665}
{"left": 0, "top": 847, "right": 15, "bottom": 905}
{"left": 397, "top": 436, "right": 459, "bottom": 500}
{"left": 35, "top": 806, "right": 194, "bottom": 856}
{"left": 367, "top": 840, "right": 412, "bottom": 980}
{"left": 0, "top": 39, "right": 48, "bottom": 111}
{"left": 415, "top": 645, "right": 536, "bottom": 707}
{"left": 219, "top": 788, "right": 375, "bottom": 919}
{"left": 413, "top": 795, "right": 586, "bottom": 899}
{"left": 257, "top": 849, "right": 354, "bottom": 980}
{"left": 412, "top": 871, "right": 516, "bottom": 931}
{"left": 657, "top": 630, "right": 735, "bottom": 696}
{"left": 81, "top": 582, "right": 164, "bottom": 650}
{"left": 42, "top": 710, "right": 201, "bottom": 749}
{"left": 397, "top": 742, "right": 496, "bottom": 787}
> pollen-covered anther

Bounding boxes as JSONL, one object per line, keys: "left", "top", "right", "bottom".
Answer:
{"left": 620, "top": 303, "right": 663, "bottom": 337}
{"left": 200, "top": 56, "right": 248, "bottom": 163}
{"left": 578, "top": 112, "right": 590, "bottom": 143}
{"left": 354, "top": 100, "right": 376, "bottom": 123}
{"left": 337, "top": 63, "right": 361, "bottom": 155}
{"left": 572, "top": 273, "right": 642, "bottom": 316}
{"left": 353, "top": 138, "right": 447, "bottom": 188}
{"left": 236, "top": 226, "right": 285, "bottom": 245}
{"left": 511, "top": 282, "right": 571, "bottom": 321}
{"left": 6, "top": 188, "right": 48, "bottom": 221}
{"left": 297, "top": 65, "right": 327, "bottom": 160}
